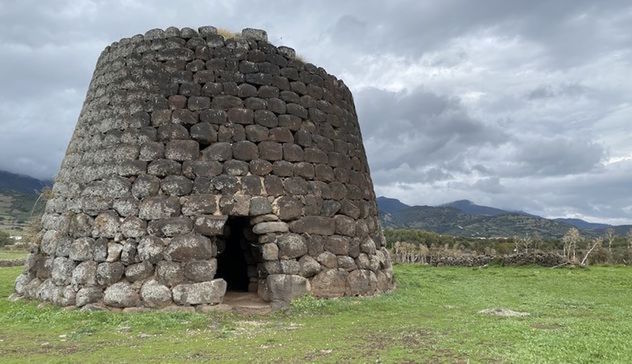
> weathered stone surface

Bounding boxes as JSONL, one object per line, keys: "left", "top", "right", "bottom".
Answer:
{"left": 360, "top": 237, "right": 377, "bottom": 255}
{"left": 104, "top": 282, "right": 140, "bottom": 307}
{"left": 252, "top": 221, "right": 288, "bottom": 234}
{"left": 172, "top": 279, "right": 227, "bottom": 305}
{"left": 161, "top": 175, "right": 193, "bottom": 196}
{"left": 249, "top": 196, "right": 272, "bottom": 215}
{"left": 334, "top": 215, "right": 356, "bottom": 236}
{"left": 276, "top": 234, "right": 307, "bottom": 259}
{"left": 72, "top": 261, "right": 97, "bottom": 287}
{"left": 96, "top": 262, "right": 125, "bottom": 286}
{"left": 299, "top": 255, "right": 321, "bottom": 277}
{"left": 93, "top": 212, "right": 120, "bottom": 238}
{"left": 289, "top": 216, "right": 335, "bottom": 235}
{"left": 261, "top": 243, "right": 279, "bottom": 260}
{"left": 125, "top": 261, "right": 154, "bottom": 282}
{"left": 183, "top": 259, "right": 217, "bottom": 282}
{"left": 242, "top": 28, "right": 267, "bottom": 41}
{"left": 121, "top": 216, "right": 147, "bottom": 238}
{"left": 165, "top": 233, "right": 215, "bottom": 261}
{"left": 36, "top": 279, "right": 61, "bottom": 302}
{"left": 311, "top": 269, "right": 348, "bottom": 298}
{"left": 141, "top": 280, "right": 172, "bottom": 308}
{"left": 52, "top": 257, "right": 76, "bottom": 285}
{"left": 194, "top": 215, "right": 227, "bottom": 236}
{"left": 14, "top": 274, "right": 31, "bottom": 295}
{"left": 148, "top": 217, "right": 193, "bottom": 237}
{"left": 317, "top": 251, "right": 338, "bottom": 269}
{"left": 138, "top": 196, "right": 181, "bottom": 220}
{"left": 325, "top": 235, "right": 350, "bottom": 255}
{"left": 156, "top": 261, "right": 184, "bottom": 287}
{"left": 202, "top": 142, "right": 232, "bottom": 161}
{"left": 233, "top": 141, "right": 258, "bottom": 161}
{"left": 181, "top": 194, "right": 218, "bottom": 215}
{"left": 258, "top": 141, "right": 283, "bottom": 161}
{"left": 260, "top": 274, "right": 309, "bottom": 302}
{"left": 107, "top": 242, "right": 123, "bottom": 262}
{"left": 76, "top": 287, "right": 103, "bottom": 307}
{"left": 121, "top": 241, "right": 137, "bottom": 265}
{"left": 272, "top": 196, "right": 302, "bottom": 220}
{"left": 137, "top": 236, "right": 165, "bottom": 263}
{"left": 347, "top": 269, "right": 375, "bottom": 296}
{"left": 69, "top": 238, "right": 94, "bottom": 261}
{"left": 337, "top": 256, "right": 357, "bottom": 271}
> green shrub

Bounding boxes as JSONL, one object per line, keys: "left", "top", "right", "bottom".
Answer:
{"left": 0, "top": 230, "right": 11, "bottom": 248}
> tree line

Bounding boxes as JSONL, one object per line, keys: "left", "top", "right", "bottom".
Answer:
{"left": 384, "top": 227, "right": 632, "bottom": 265}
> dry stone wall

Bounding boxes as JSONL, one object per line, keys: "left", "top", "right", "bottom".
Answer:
{"left": 14, "top": 26, "right": 394, "bottom": 310}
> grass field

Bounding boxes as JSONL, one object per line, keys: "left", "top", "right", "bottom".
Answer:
{"left": 0, "top": 249, "right": 28, "bottom": 260}
{"left": 1, "top": 264, "right": 631, "bottom": 363}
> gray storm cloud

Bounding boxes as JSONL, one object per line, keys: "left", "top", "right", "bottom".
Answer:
{"left": 1, "top": 0, "right": 631, "bottom": 223}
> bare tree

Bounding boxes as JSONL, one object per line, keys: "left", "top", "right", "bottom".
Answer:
{"left": 562, "top": 228, "right": 581, "bottom": 264}
{"left": 627, "top": 229, "right": 632, "bottom": 251}
{"left": 581, "top": 237, "right": 603, "bottom": 266}
{"left": 532, "top": 232, "right": 543, "bottom": 251}
{"left": 605, "top": 227, "right": 615, "bottom": 254}
{"left": 520, "top": 234, "right": 534, "bottom": 253}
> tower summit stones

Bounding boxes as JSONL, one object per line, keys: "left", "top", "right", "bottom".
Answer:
{"left": 14, "top": 26, "right": 394, "bottom": 310}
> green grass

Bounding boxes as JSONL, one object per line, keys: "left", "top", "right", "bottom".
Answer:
{"left": 1, "top": 265, "right": 631, "bottom": 363}
{"left": 0, "top": 249, "right": 28, "bottom": 260}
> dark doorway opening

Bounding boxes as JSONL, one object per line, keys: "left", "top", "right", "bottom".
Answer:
{"left": 215, "top": 216, "right": 252, "bottom": 292}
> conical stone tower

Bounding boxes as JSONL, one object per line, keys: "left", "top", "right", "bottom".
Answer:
{"left": 14, "top": 26, "right": 394, "bottom": 310}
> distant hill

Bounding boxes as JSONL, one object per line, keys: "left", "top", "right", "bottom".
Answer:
{"left": 442, "top": 199, "right": 512, "bottom": 216}
{"left": 376, "top": 196, "right": 410, "bottom": 215}
{"left": 379, "top": 197, "right": 629, "bottom": 239}
{"left": 0, "top": 170, "right": 51, "bottom": 195}
{"left": 554, "top": 218, "right": 610, "bottom": 231}
{"left": 0, "top": 170, "right": 52, "bottom": 230}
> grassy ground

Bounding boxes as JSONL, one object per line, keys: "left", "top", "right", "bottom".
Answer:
{"left": 1, "top": 265, "right": 631, "bottom": 363}
{"left": 0, "top": 249, "right": 28, "bottom": 260}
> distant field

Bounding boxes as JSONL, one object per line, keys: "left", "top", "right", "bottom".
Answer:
{"left": 0, "top": 192, "right": 42, "bottom": 230}
{"left": 1, "top": 265, "right": 631, "bottom": 363}
{"left": 0, "top": 250, "right": 28, "bottom": 261}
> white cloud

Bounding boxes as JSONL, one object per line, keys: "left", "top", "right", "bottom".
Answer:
{"left": 0, "top": 0, "right": 631, "bottom": 222}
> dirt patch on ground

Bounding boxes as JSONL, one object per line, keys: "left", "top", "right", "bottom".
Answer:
{"left": 479, "top": 308, "right": 530, "bottom": 317}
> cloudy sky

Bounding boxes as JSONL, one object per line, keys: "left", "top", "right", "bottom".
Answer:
{"left": 1, "top": 0, "right": 631, "bottom": 223}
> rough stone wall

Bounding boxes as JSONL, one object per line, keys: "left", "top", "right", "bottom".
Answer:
{"left": 14, "top": 26, "right": 394, "bottom": 310}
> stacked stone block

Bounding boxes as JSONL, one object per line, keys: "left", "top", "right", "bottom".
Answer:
{"left": 14, "top": 26, "right": 394, "bottom": 310}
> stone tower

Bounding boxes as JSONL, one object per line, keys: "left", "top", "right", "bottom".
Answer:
{"left": 14, "top": 26, "right": 394, "bottom": 310}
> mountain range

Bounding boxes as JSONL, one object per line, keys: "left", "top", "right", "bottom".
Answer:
{"left": 0, "top": 170, "right": 52, "bottom": 230}
{"left": 378, "top": 197, "right": 631, "bottom": 239}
